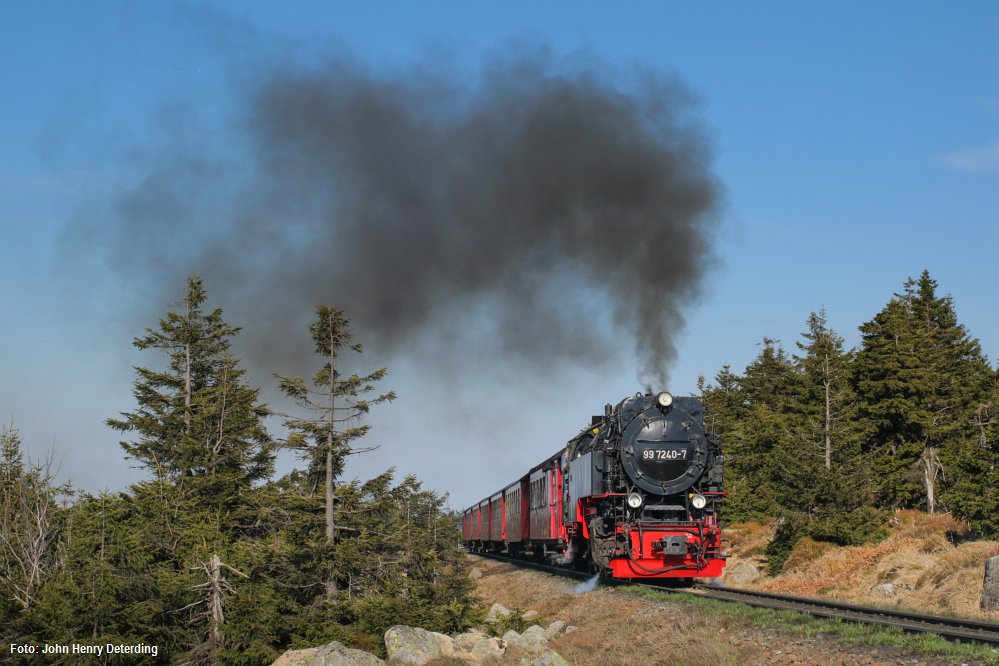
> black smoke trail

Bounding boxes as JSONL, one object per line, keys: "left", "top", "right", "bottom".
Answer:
{"left": 81, "top": 46, "right": 720, "bottom": 387}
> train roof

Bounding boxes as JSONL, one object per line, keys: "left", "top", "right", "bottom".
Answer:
{"left": 465, "top": 446, "right": 564, "bottom": 512}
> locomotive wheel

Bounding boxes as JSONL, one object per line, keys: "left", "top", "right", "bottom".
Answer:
{"left": 587, "top": 518, "right": 615, "bottom": 572}
{"left": 569, "top": 537, "right": 592, "bottom": 572}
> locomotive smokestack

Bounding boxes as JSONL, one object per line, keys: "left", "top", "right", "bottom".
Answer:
{"left": 79, "top": 44, "right": 720, "bottom": 386}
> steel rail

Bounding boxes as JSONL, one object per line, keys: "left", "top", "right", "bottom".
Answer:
{"left": 467, "top": 550, "right": 999, "bottom": 646}
{"left": 689, "top": 584, "right": 999, "bottom": 646}
{"left": 466, "top": 549, "right": 595, "bottom": 581}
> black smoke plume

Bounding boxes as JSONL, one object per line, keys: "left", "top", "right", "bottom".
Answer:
{"left": 85, "top": 47, "right": 720, "bottom": 388}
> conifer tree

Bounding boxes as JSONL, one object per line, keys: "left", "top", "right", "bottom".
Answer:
{"left": 276, "top": 306, "right": 395, "bottom": 544}
{"left": 105, "top": 275, "right": 275, "bottom": 661}
{"left": 937, "top": 353, "right": 998, "bottom": 534}
{"left": 107, "top": 275, "right": 274, "bottom": 504}
{"left": 3, "top": 281, "right": 475, "bottom": 664}
{"left": 792, "top": 310, "right": 856, "bottom": 470}
{"left": 854, "top": 271, "right": 992, "bottom": 513}
{"left": 702, "top": 339, "right": 796, "bottom": 521}
{"left": 764, "top": 312, "right": 885, "bottom": 566}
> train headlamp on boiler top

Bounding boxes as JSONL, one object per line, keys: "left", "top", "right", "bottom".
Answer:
{"left": 655, "top": 391, "right": 673, "bottom": 408}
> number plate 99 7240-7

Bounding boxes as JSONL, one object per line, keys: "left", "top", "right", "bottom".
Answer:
{"left": 641, "top": 448, "right": 687, "bottom": 461}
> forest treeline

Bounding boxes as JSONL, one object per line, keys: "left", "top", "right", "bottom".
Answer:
{"left": 0, "top": 276, "right": 476, "bottom": 665}
{"left": 700, "top": 270, "right": 998, "bottom": 572}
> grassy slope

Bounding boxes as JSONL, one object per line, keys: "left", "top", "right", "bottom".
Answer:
{"left": 465, "top": 554, "right": 999, "bottom": 665}
{"left": 722, "top": 510, "right": 999, "bottom": 620}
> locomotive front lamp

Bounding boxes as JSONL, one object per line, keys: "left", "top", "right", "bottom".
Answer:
{"left": 656, "top": 391, "right": 673, "bottom": 408}
{"left": 690, "top": 493, "right": 707, "bottom": 509}
{"left": 627, "top": 492, "right": 644, "bottom": 509}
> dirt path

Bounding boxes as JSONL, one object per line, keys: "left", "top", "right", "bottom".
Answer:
{"left": 467, "top": 556, "right": 978, "bottom": 665}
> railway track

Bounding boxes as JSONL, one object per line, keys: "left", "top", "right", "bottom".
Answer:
{"left": 469, "top": 551, "right": 999, "bottom": 647}
{"left": 694, "top": 584, "right": 999, "bottom": 646}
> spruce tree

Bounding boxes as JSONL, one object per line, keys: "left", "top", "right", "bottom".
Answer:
{"left": 105, "top": 275, "right": 276, "bottom": 661}
{"left": 792, "top": 310, "right": 857, "bottom": 470}
{"left": 276, "top": 306, "right": 395, "bottom": 545}
{"left": 702, "top": 339, "right": 796, "bottom": 521}
{"left": 854, "top": 271, "right": 992, "bottom": 513}
{"left": 107, "top": 275, "right": 274, "bottom": 504}
{"left": 935, "top": 339, "right": 997, "bottom": 534}
{"left": 766, "top": 312, "right": 884, "bottom": 565}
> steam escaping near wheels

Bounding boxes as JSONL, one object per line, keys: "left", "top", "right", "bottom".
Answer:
{"left": 571, "top": 574, "right": 601, "bottom": 595}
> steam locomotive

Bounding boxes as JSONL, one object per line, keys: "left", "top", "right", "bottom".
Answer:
{"left": 461, "top": 392, "right": 726, "bottom": 580}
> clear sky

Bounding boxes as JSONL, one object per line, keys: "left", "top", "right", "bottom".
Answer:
{"left": 2, "top": 1, "right": 997, "bottom": 508}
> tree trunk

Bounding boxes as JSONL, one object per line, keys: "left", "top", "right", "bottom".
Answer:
{"left": 185, "top": 342, "right": 191, "bottom": 434}
{"left": 922, "top": 447, "right": 940, "bottom": 514}
{"left": 325, "top": 441, "right": 334, "bottom": 541}
{"left": 185, "top": 293, "right": 192, "bottom": 435}
{"left": 325, "top": 341, "right": 336, "bottom": 543}
{"left": 982, "top": 555, "right": 999, "bottom": 611}
{"left": 207, "top": 554, "right": 224, "bottom": 642}
{"left": 823, "top": 371, "right": 831, "bottom": 470}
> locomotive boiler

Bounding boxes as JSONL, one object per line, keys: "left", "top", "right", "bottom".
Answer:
{"left": 462, "top": 392, "right": 726, "bottom": 580}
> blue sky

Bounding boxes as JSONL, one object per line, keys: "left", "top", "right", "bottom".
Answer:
{"left": 2, "top": 2, "right": 997, "bottom": 507}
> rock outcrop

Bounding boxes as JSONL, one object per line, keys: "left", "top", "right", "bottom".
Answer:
{"left": 271, "top": 640, "right": 384, "bottom": 665}
{"left": 519, "top": 625, "right": 547, "bottom": 646}
{"left": 486, "top": 602, "right": 513, "bottom": 622}
{"left": 871, "top": 582, "right": 896, "bottom": 598}
{"left": 983, "top": 555, "right": 999, "bottom": 611}
{"left": 543, "top": 621, "right": 565, "bottom": 641}
{"left": 270, "top": 615, "right": 574, "bottom": 665}
{"left": 502, "top": 629, "right": 527, "bottom": 649}
{"left": 726, "top": 561, "right": 761, "bottom": 585}
{"left": 468, "top": 636, "right": 506, "bottom": 661}
{"left": 384, "top": 625, "right": 456, "bottom": 664}
{"left": 520, "top": 647, "right": 570, "bottom": 666}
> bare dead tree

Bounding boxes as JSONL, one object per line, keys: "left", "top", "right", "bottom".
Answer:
{"left": 182, "top": 553, "right": 247, "bottom": 664}
{"left": 0, "top": 424, "right": 67, "bottom": 610}
{"left": 974, "top": 403, "right": 991, "bottom": 449}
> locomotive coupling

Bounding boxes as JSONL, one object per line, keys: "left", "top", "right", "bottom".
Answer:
{"left": 651, "top": 535, "right": 689, "bottom": 555}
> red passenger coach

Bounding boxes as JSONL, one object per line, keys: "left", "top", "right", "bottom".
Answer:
{"left": 488, "top": 493, "right": 503, "bottom": 541}
{"left": 462, "top": 392, "right": 727, "bottom": 581}
{"left": 504, "top": 480, "right": 529, "bottom": 543}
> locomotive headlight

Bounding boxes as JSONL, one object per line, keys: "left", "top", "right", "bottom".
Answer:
{"left": 627, "top": 492, "right": 644, "bottom": 509}
{"left": 656, "top": 391, "right": 673, "bottom": 408}
{"left": 690, "top": 493, "right": 707, "bottom": 510}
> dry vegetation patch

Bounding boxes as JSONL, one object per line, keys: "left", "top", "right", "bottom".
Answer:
{"left": 725, "top": 521, "right": 776, "bottom": 557}
{"left": 468, "top": 557, "right": 743, "bottom": 665}
{"left": 722, "top": 511, "right": 999, "bottom": 620}
{"left": 464, "top": 555, "right": 999, "bottom": 665}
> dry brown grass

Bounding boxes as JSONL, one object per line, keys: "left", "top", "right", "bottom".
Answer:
{"left": 724, "top": 512, "right": 999, "bottom": 620}
{"left": 549, "top": 591, "right": 742, "bottom": 666}
{"left": 471, "top": 558, "right": 576, "bottom": 619}
{"left": 467, "top": 557, "right": 746, "bottom": 665}
{"left": 892, "top": 509, "right": 969, "bottom": 540}
{"left": 782, "top": 537, "right": 837, "bottom": 573}
{"left": 724, "top": 521, "right": 776, "bottom": 558}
